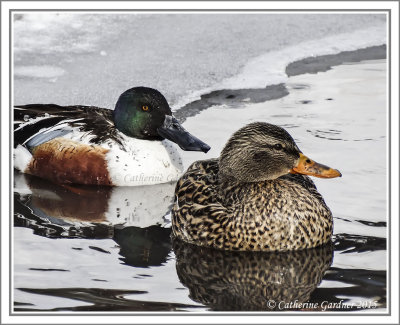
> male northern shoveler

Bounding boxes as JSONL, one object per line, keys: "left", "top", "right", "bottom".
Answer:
{"left": 172, "top": 122, "right": 342, "bottom": 252}
{"left": 14, "top": 87, "right": 210, "bottom": 186}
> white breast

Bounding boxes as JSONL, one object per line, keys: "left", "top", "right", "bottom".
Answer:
{"left": 104, "top": 137, "right": 184, "bottom": 186}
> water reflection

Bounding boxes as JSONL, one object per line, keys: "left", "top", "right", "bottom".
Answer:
{"left": 173, "top": 238, "right": 386, "bottom": 311}
{"left": 15, "top": 287, "right": 198, "bottom": 312}
{"left": 114, "top": 226, "right": 172, "bottom": 268}
{"left": 306, "top": 128, "right": 381, "bottom": 142}
{"left": 13, "top": 171, "right": 386, "bottom": 311}
{"left": 333, "top": 233, "right": 386, "bottom": 253}
{"left": 13, "top": 172, "right": 196, "bottom": 311}
{"left": 14, "top": 171, "right": 175, "bottom": 230}
{"left": 308, "top": 267, "right": 386, "bottom": 310}
{"left": 14, "top": 171, "right": 173, "bottom": 268}
{"left": 173, "top": 239, "right": 333, "bottom": 311}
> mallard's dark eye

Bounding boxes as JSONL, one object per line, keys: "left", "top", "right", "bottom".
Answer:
{"left": 274, "top": 143, "right": 283, "bottom": 150}
{"left": 142, "top": 105, "right": 149, "bottom": 111}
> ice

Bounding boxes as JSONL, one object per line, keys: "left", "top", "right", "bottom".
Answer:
{"left": 13, "top": 13, "right": 386, "bottom": 108}
{"left": 14, "top": 65, "right": 65, "bottom": 79}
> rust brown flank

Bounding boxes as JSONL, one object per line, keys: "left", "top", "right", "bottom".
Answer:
{"left": 27, "top": 138, "right": 113, "bottom": 186}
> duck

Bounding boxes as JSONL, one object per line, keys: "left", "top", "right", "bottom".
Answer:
{"left": 172, "top": 122, "right": 342, "bottom": 252}
{"left": 13, "top": 87, "right": 210, "bottom": 186}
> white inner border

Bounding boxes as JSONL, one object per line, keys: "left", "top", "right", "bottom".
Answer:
{"left": 1, "top": 1, "right": 399, "bottom": 324}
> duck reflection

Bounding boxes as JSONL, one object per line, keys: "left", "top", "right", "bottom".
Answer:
{"left": 114, "top": 226, "right": 172, "bottom": 268}
{"left": 14, "top": 171, "right": 174, "bottom": 267}
{"left": 15, "top": 172, "right": 113, "bottom": 224}
{"left": 14, "top": 171, "right": 175, "bottom": 227}
{"left": 173, "top": 239, "right": 333, "bottom": 311}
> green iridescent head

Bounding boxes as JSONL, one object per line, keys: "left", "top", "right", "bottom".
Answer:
{"left": 113, "top": 87, "right": 170, "bottom": 139}
{"left": 113, "top": 87, "right": 210, "bottom": 152}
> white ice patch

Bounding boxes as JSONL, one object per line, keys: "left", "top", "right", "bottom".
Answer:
{"left": 219, "top": 25, "right": 386, "bottom": 89}
{"left": 14, "top": 65, "right": 65, "bottom": 79}
{"left": 13, "top": 13, "right": 100, "bottom": 56}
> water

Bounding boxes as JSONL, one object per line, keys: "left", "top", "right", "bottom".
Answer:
{"left": 12, "top": 13, "right": 387, "bottom": 312}
{"left": 13, "top": 59, "right": 387, "bottom": 312}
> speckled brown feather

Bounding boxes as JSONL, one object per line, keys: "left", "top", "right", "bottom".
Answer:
{"left": 172, "top": 158, "right": 333, "bottom": 251}
{"left": 26, "top": 138, "right": 113, "bottom": 186}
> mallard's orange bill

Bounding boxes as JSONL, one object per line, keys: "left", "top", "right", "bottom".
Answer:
{"left": 290, "top": 153, "right": 342, "bottom": 178}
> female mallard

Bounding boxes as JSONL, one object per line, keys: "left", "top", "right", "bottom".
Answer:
{"left": 14, "top": 87, "right": 210, "bottom": 186}
{"left": 172, "top": 122, "right": 341, "bottom": 251}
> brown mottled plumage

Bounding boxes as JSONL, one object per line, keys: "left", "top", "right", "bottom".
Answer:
{"left": 172, "top": 122, "right": 341, "bottom": 251}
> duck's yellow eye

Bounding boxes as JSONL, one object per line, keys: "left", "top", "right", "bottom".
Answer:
{"left": 142, "top": 105, "right": 149, "bottom": 111}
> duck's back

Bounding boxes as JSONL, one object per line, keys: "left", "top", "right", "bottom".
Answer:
{"left": 14, "top": 104, "right": 123, "bottom": 147}
{"left": 172, "top": 160, "right": 333, "bottom": 251}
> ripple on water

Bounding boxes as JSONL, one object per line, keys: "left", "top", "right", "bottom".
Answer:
{"left": 306, "top": 129, "right": 384, "bottom": 142}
